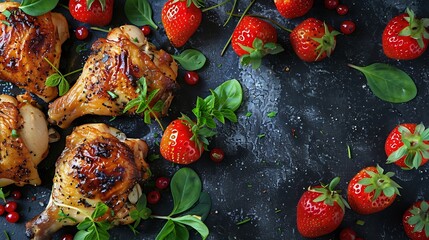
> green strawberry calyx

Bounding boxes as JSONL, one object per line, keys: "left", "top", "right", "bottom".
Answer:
{"left": 407, "top": 201, "right": 429, "bottom": 237}
{"left": 239, "top": 38, "right": 284, "bottom": 69}
{"left": 358, "top": 165, "right": 401, "bottom": 201}
{"left": 310, "top": 177, "right": 350, "bottom": 212}
{"left": 399, "top": 8, "right": 429, "bottom": 49}
{"left": 311, "top": 23, "right": 341, "bottom": 61}
{"left": 173, "top": 0, "right": 204, "bottom": 8}
{"left": 387, "top": 123, "right": 429, "bottom": 170}
{"left": 87, "top": 0, "right": 106, "bottom": 11}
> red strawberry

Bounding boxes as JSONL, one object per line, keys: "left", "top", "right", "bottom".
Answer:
{"left": 274, "top": 0, "right": 314, "bottom": 19}
{"left": 69, "top": 0, "right": 114, "bottom": 26}
{"left": 403, "top": 201, "right": 429, "bottom": 240}
{"left": 297, "top": 177, "right": 349, "bottom": 238}
{"left": 160, "top": 118, "right": 204, "bottom": 164}
{"left": 385, "top": 123, "right": 429, "bottom": 170}
{"left": 161, "top": 0, "right": 203, "bottom": 48}
{"left": 231, "top": 16, "right": 283, "bottom": 69}
{"left": 290, "top": 18, "right": 340, "bottom": 62}
{"left": 347, "top": 165, "right": 401, "bottom": 215}
{"left": 382, "top": 8, "right": 429, "bottom": 60}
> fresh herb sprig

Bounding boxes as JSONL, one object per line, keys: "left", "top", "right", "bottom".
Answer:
{"left": 129, "top": 194, "right": 152, "bottom": 234}
{"left": 58, "top": 209, "right": 77, "bottom": 223}
{"left": 180, "top": 79, "right": 242, "bottom": 151}
{"left": 124, "top": 0, "right": 157, "bottom": 29}
{"left": 19, "top": 0, "right": 59, "bottom": 16}
{"left": 348, "top": 63, "right": 417, "bottom": 103}
{"left": 151, "top": 168, "right": 211, "bottom": 240}
{"left": 172, "top": 49, "right": 206, "bottom": 71}
{"left": 44, "top": 58, "right": 82, "bottom": 96}
{"left": 0, "top": 187, "right": 9, "bottom": 202}
{"left": 74, "top": 202, "right": 112, "bottom": 240}
{"left": 123, "top": 76, "right": 165, "bottom": 129}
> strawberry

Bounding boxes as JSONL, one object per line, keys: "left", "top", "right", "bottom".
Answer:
{"left": 160, "top": 118, "right": 204, "bottom": 164}
{"left": 290, "top": 18, "right": 340, "bottom": 62}
{"left": 231, "top": 16, "right": 284, "bottom": 69}
{"left": 69, "top": 0, "right": 114, "bottom": 26}
{"left": 161, "top": 0, "right": 203, "bottom": 48}
{"left": 403, "top": 201, "right": 429, "bottom": 240}
{"left": 347, "top": 165, "right": 401, "bottom": 215}
{"left": 382, "top": 8, "right": 429, "bottom": 60}
{"left": 385, "top": 123, "right": 429, "bottom": 170}
{"left": 297, "top": 177, "right": 349, "bottom": 238}
{"left": 274, "top": 0, "right": 314, "bottom": 19}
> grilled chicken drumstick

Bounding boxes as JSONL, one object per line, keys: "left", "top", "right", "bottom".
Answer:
{"left": 26, "top": 123, "right": 150, "bottom": 240}
{"left": 48, "top": 25, "right": 179, "bottom": 128}
{"left": 0, "top": 2, "right": 69, "bottom": 102}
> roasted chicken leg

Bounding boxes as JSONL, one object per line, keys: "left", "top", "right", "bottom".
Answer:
{"left": 48, "top": 25, "right": 178, "bottom": 128}
{"left": 0, "top": 2, "right": 69, "bottom": 102}
{"left": 0, "top": 94, "right": 49, "bottom": 186}
{"left": 26, "top": 123, "right": 150, "bottom": 240}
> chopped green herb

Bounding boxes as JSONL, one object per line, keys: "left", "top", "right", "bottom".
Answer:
{"left": 267, "top": 111, "right": 277, "bottom": 118}
{"left": 11, "top": 129, "right": 19, "bottom": 138}
{"left": 236, "top": 217, "right": 251, "bottom": 225}
{"left": 245, "top": 112, "right": 252, "bottom": 117}
{"left": 132, "top": 37, "right": 139, "bottom": 43}
{"left": 76, "top": 43, "right": 88, "bottom": 53}
{"left": 247, "top": 184, "right": 252, "bottom": 188}
{"left": 109, "top": 116, "right": 117, "bottom": 122}
{"left": 1, "top": 20, "right": 10, "bottom": 26}
{"left": 356, "top": 220, "right": 365, "bottom": 226}
{"left": 217, "top": 63, "right": 222, "bottom": 68}
{"left": 2, "top": 10, "right": 11, "bottom": 18}
{"left": 153, "top": 132, "right": 159, "bottom": 138}
{"left": 148, "top": 154, "right": 160, "bottom": 162}
{"left": 58, "top": 209, "right": 77, "bottom": 223}
{"left": 347, "top": 144, "right": 352, "bottom": 159}
{"left": 0, "top": 188, "right": 9, "bottom": 202}
{"left": 275, "top": 208, "right": 282, "bottom": 213}
{"left": 107, "top": 91, "right": 117, "bottom": 99}
{"left": 257, "top": 134, "right": 265, "bottom": 139}
{"left": 4, "top": 230, "right": 10, "bottom": 240}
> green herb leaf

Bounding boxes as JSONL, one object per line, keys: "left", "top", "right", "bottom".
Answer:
{"left": 206, "top": 79, "right": 243, "bottom": 112}
{"left": 170, "top": 168, "right": 202, "bottom": 216}
{"left": 92, "top": 202, "right": 109, "bottom": 219}
{"left": 124, "top": 0, "right": 158, "bottom": 29}
{"left": 3, "top": 230, "right": 10, "bottom": 240}
{"left": 19, "top": 0, "right": 60, "bottom": 16}
{"left": 155, "top": 219, "right": 175, "bottom": 240}
{"left": 58, "top": 209, "right": 77, "bottom": 223}
{"left": 0, "top": 188, "right": 9, "bottom": 202}
{"left": 349, "top": 63, "right": 417, "bottom": 103}
{"left": 267, "top": 111, "right": 277, "bottom": 118}
{"left": 76, "top": 43, "right": 89, "bottom": 53}
{"left": 75, "top": 203, "right": 111, "bottom": 240}
{"left": 173, "top": 49, "right": 207, "bottom": 71}
{"left": 180, "top": 191, "right": 211, "bottom": 221}
{"left": 171, "top": 215, "right": 209, "bottom": 240}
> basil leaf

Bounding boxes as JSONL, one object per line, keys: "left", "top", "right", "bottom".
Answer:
{"left": 170, "top": 168, "right": 202, "bottom": 216}
{"left": 172, "top": 215, "right": 209, "bottom": 240}
{"left": 181, "top": 191, "right": 212, "bottom": 221}
{"left": 124, "top": 0, "right": 158, "bottom": 29}
{"left": 45, "top": 73, "right": 61, "bottom": 87}
{"left": 19, "top": 0, "right": 59, "bottom": 16}
{"left": 173, "top": 49, "right": 206, "bottom": 71}
{"left": 349, "top": 63, "right": 417, "bottom": 103}
{"left": 205, "top": 79, "right": 243, "bottom": 112}
{"left": 156, "top": 220, "right": 175, "bottom": 240}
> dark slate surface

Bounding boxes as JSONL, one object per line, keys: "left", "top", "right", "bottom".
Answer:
{"left": 1, "top": 0, "right": 429, "bottom": 239}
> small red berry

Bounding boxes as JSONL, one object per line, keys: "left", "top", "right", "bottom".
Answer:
{"left": 155, "top": 177, "right": 170, "bottom": 190}
{"left": 210, "top": 148, "right": 225, "bottom": 163}
{"left": 75, "top": 26, "right": 89, "bottom": 40}
{"left": 11, "top": 190, "right": 22, "bottom": 200}
{"left": 339, "top": 227, "right": 357, "bottom": 240}
{"left": 336, "top": 4, "right": 349, "bottom": 15}
{"left": 5, "top": 212, "right": 19, "bottom": 223}
{"left": 0, "top": 205, "right": 5, "bottom": 216}
{"left": 324, "top": 0, "right": 339, "bottom": 10}
{"left": 5, "top": 201, "right": 17, "bottom": 213}
{"left": 61, "top": 234, "right": 74, "bottom": 240}
{"left": 141, "top": 25, "right": 151, "bottom": 36}
{"left": 184, "top": 71, "right": 200, "bottom": 85}
{"left": 340, "top": 20, "right": 356, "bottom": 35}
{"left": 147, "top": 191, "right": 161, "bottom": 204}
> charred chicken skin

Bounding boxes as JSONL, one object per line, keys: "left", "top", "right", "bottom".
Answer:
{"left": 0, "top": 94, "right": 49, "bottom": 186}
{"left": 48, "top": 25, "right": 179, "bottom": 128}
{"left": 0, "top": 2, "right": 69, "bottom": 102}
{"left": 26, "top": 123, "right": 150, "bottom": 240}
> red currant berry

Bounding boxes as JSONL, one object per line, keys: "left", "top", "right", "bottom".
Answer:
{"left": 61, "top": 234, "right": 74, "bottom": 240}
{"left": 147, "top": 191, "right": 161, "bottom": 204}
{"left": 155, "top": 177, "right": 170, "bottom": 190}
{"left": 5, "top": 201, "right": 17, "bottom": 213}
{"left": 75, "top": 26, "right": 89, "bottom": 40}
{"left": 184, "top": 71, "right": 199, "bottom": 85}
{"left": 336, "top": 4, "right": 349, "bottom": 15}
{"left": 5, "top": 212, "right": 19, "bottom": 223}
{"left": 324, "top": 0, "right": 339, "bottom": 10}
{"left": 141, "top": 25, "right": 151, "bottom": 36}
{"left": 11, "top": 190, "right": 22, "bottom": 200}
{"left": 340, "top": 20, "right": 356, "bottom": 35}
{"left": 210, "top": 148, "right": 225, "bottom": 163}
{"left": 339, "top": 227, "right": 357, "bottom": 240}
{"left": 0, "top": 205, "right": 5, "bottom": 216}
